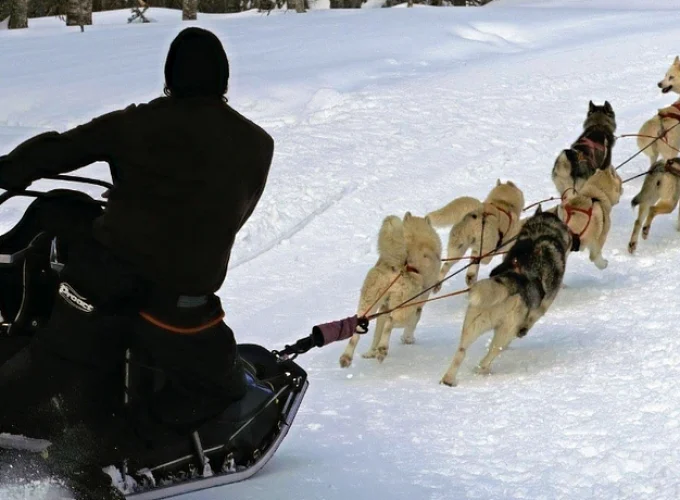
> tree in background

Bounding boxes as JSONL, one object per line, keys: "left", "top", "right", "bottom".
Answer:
{"left": 6, "top": 0, "right": 494, "bottom": 23}
{"left": 8, "top": 0, "right": 29, "bottom": 28}
{"left": 182, "top": 0, "right": 198, "bottom": 18}
{"left": 329, "top": 0, "right": 362, "bottom": 7}
{"left": 66, "top": 0, "right": 93, "bottom": 25}
{"left": 292, "top": 0, "right": 304, "bottom": 12}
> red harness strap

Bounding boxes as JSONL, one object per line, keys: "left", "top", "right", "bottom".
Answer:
{"left": 576, "top": 137, "right": 606, "bottom": 153}
{"left": 575, "top": 136, "right": 607, "bottom": 169}
{"left": 561, "top": 187, "right": 577, "bottom": 201}
{"left": 405, "top": 264, "right": 420, "bottom": 274}
{"left": 659, "top": 102, "right": 680, "bottom": 122}
{"left": 481, "top": 204, "right": 513, "bottom": 249}
{"left": 490, "top": 203, "right": 513, "bottom": 232}
{"left": 563, "top": 203, "right": 594, "bottom": 238}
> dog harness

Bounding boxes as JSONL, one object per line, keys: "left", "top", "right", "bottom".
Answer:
{"left": 665, "top": 159, "right": 680, "bottom": 177}
{"left": 574, "top": 136, "right": 607, "bottom": 170}
{"left": 659, "top": 102, "right": 680, "bottom": 122}
{"left": 488, "top": 203, "right": 514, "bottom": 247}
{"left": 561, "top": 187, "right": 577, "bottom": 201}
{"left": 563, "top": 199, "right": 598, "bottom": 238}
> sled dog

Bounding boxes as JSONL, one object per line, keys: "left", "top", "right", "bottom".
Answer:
{"left": 637, "top": 57, "right": 680, "bottom": 166}
{"left": 427, "top": 180, "right": 524, "bottom": 289}
{"left": 557, "top": 166, "right": 622, "bottom": 270}
{"left": 339, "top": 212, "right": 441, "bottom": 367}
{"left": 440, "top": 207, "right": 572, "bottom": 387}
{"left": 552, "top": 101, "right": 617, "bottom": 200}
{"left": 628, "top": 158, "right": 680, "bottom": 253}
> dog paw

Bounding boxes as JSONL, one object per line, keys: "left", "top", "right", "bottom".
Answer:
{"left": 361, "top": 349, "right": 377, "bottom": 359}
{"left": 401, "top": 334, "right": 415, "bottom": 345}
{"left": 339, "top": 355, "right": 353, "bottom": 368}
{"left": 439, "top": 376, "right": 457, "bottom": 387}
{"left": 642, "top": 226, "right": 650, "bottom": 239}
{"left": 474, "top": 365, "right": 491, "bottom": 376}
{"left": 595, "top": 258, "right": 608, "bottom": 270}
{"left": 376, "top": 347, "right": 388, "bottom": 363}
{"left": 628, "top": 240, "right": 637, "bottom": 254}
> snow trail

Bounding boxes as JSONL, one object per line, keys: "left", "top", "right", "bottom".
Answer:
{"left": 3, "top": 2, "right": 680, "bottom": 499}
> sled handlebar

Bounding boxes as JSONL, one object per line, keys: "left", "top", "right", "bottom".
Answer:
{"left": 0, "top": 189, "right": 107, "bottom": 207}
{"left": 0, "top": 174, "right": 112, "bottom": 207}
{"left": 45, "top": 174, "right": 113, "bottom": 190}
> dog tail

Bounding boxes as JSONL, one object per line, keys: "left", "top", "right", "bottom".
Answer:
{"left": 631, "top": 168, "right": 662, "bottom": 208}
{"left": 427, "top": 196, "right": 482, "bottom": 228}
{"left": 631, "top": 192, "right": 642, "bottom": 208}
{"left": 552, "top": 150, "right": 573, "bottom": 181}
{"left": 377, "top": 215, "right": 407, "bottom": 269}
{"left": 469, "top": 277, "right": 509, "bottom": 308}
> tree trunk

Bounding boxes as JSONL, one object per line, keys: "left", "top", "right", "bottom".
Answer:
{"left": 407, "top": 0, "right": 412, "bottom": 6}
{"left": 294, "top": 0, "right": 304, "bottom": 12}
{"left": 66, "top": 0, "right": 82, "bottom": 25}
{"left": 183, "top": 0, "right": 198, "bottom": 19}
{"left": 8, "top": 0, "right": 29, "bottom": 29}
{"left": 83, "top": 0, "right": 93, "bottom": 24}
{"left": 66, "top": 0, "right": 92, "bottom": 26}
{"left": 452, "top": 0, "right": 466, "bottom": 5}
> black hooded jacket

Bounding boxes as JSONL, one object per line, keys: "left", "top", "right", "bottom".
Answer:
{"left": 0, "top": 97, "right": 273, "bottom": 294}
{"left": 0, "top": 28, "right": 273, "bottom": 295}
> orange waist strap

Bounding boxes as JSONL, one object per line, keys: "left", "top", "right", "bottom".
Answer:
{"left": 139, "top": 310, "right": 225, "bottom": 335}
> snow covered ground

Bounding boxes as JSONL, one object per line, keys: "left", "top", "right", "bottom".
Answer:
{"left": 3, "top": 1, "right": 680, "bottom": 498}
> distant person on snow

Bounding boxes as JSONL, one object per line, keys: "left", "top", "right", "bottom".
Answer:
{"left": 0, "top": 27, "right": 274, "bottom": 497}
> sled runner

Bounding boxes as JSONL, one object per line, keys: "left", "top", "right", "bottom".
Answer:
{"left": 0, "top": 181, "right": 313, "bottom": 499}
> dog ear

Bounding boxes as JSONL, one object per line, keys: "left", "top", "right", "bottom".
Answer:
{"left": 534, "top": 205, "right": 543, "bottom": 216}
{"left": 588, "top": 100, "right": 595, "bottom": 113}
{"left": 425, "top": 215, "right": 433, "bottom": 227}
{"left": 507, "top": 180, "right": 516, "bottom": 187}
{"left": 404, "top": 211, "right": 412, "bottom": 221}
{"left": 675, "top": 56, "right": 680, "bottom": 67}
{"left": 496, "top": 179, "right": 501, "bottom": 186}
{"left": 604, "top": 100, "right": 613, "bottom": 112}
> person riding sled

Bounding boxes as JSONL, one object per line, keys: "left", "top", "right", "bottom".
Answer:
{"left": 0, "top": 27, "right": 277, "bottom": 499}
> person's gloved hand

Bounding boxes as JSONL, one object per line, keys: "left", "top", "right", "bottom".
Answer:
{"left": 0, "top": 155, "right": 32, "bottom": 191}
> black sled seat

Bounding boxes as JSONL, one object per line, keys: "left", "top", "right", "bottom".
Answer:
{"left": 0, "top": 190, "right": 309, "bottom": 499}
{"left": 116, "top": 344, "right": 308, "bottom": 500}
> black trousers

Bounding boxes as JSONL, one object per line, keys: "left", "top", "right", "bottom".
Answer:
{"left": 0, "top": 231, "right": 245, "bottom": 465}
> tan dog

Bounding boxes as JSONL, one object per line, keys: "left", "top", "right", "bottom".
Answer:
{"left": 557, "top": 166, "right": 622, "bottom": 270}
{"left": 628, "top": 159, "right": 680, "bottom": 253}
{"left": 428, "top": 180, "right": 525, "bottom": 289}
{"left": 339, "top": 212, "right": 441, "bottom": 367}
{"left": 637, "top": 57, "right": 680, "bottom": 165}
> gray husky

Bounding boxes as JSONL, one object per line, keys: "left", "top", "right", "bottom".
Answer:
{"left": 440, "top": 208, "right": 572, "bottom": 387}
{"left": 552, "top": 101, "right": 617, "bottom": 200}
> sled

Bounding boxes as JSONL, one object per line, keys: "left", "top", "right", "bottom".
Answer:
{"left": 0, "top": 179, "right": 360, "bottom": 499}
{"left": 0, "top": 182, "right": 309, "bottom": 499}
